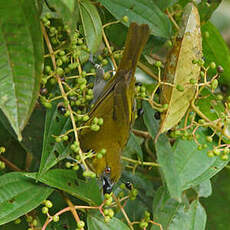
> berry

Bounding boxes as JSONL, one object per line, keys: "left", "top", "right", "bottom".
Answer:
{"left": 176, "top": 84, "right": 184, "bottom": 92}
{"left": 52, "top": 215, "right": 59, "bottom": 222}
{"left": 45, "top": 200, "right": 53, "bottom": 208}
{"left": 210, "top": 62, "right": 216, "bottom": 69}
{"left": 122, "top": 16, "right": 129, "bottom": 23}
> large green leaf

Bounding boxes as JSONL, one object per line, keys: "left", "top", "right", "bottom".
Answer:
{"left": 38, "top": 101, "right": 72, "bottom": 178}
{"left": 30, "top": 169, "right": 102, "bottom": 205}
{"left": 155, "top": 135, "right": 182, "bottom": 201}
{"left": 155, "top": 129, "right": 228, "bottom": 200}
{"left": 0, "top": 0, "right": 43, "bottom": 140}
{"left": 79, "top": 0, "right": 102, "bottom": 54}
{"left": 98, "top": 0, "right": 171, "bottom": 38}
{"left": 47, "top": 0, "right": 79, "bottom": 35}
{"left": 87, "top": 212, "right": 130, "bottom": 230}
{"left": 143, "top": 101, "right": 159, "bottom": 139}
{"left": 153, "top": 0, "right": 179, "bottom": 10}
{"left": 202, "top": 21, "right": 230, "bottom": 86}
{"left": 198, "top": 0, "right": 222, "bottom": 23}
{"left": 151, "top": 187, "right": 207, "bottom": 230}
{"left": 123, "top": 132, "right": 143, "bottom": 161}
{"left": 201, "top": 169, "right": 230, "bottom": 230}
{"left": 0, "top": 172, "right": 53, "bottom": 225}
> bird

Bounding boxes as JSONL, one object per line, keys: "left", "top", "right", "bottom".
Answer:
{"left": 79, "top": 22, "right": 150, "bottom": 193}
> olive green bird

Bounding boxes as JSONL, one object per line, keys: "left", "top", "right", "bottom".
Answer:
{"left": 79, "top": 23, "right": 150, "bottom": 193}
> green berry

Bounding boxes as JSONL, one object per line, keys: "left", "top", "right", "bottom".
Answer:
{"left": 211, "top": 79, "right": 218, "bottom": 90}
{"left": 55, "top": 137, "right": 62, "bottom": 143}
{"left": 108, "top": 209, "right": 114, "bottom": 218}
{"left": 97, "top": 153, "right": 103, "bottom": 159}
{"left": 64, "top": 111, "right": 70, "bottom": 117}
{"left": 77, "top": 221, "right": 85, "bottom": 228}
{"left": 14, "top": 218, "right": 21, "bottom": 224}
{"left": 101, "top": 148, "right": 107, "bottom": 155}
{"left": 206, "top": 136, "right": 213, "bottom": 142}
{"left": 198, "top": 119, "right": 205, "bottom": 124}
{"left": 62, "top": 135, "right": 69, "bottom": 141}
{"left": 210, "top": 62, "right": 216, "bottom": 69}
{"left": 176, "top": 84, "right": 184, "bottom": 92}
{"left": 202, "top": 144, "right": 208, "bottom": 149}
{"left": 83, "top": 170, "right": 90, "bottom": 178}
{"left": 0, "top": 161, "right": 5, "bottom": 170}
{"left": 204, "top": 31, "right": 209, "bottom": 38}
{"left": 105, "top": 197, "right": 113, "bottom": 206}
{"left": 91, "top": 124, "right": 100, "bottom": 131}
{"left": 104, "top": 216, "right": 111, "bottom": 223}
{"left": 32, "top": 219, "right": 38, "bottom": 226}
{"left": 207, "top": 151, "right": 214, "bottom": 157}
{"left": 200, "top": 71, "right": 205, "bottom": 78}
{"left": 224, "top": 148, "right": 230, "bottom": 154}
{"left": 190, "top": 78, "right": 197, "bottom": 84}
{"left": 213, "top": 148, "right": 220, "bottom": 156}
{"left": 216, "top": 94, "right": 223, "bottom": 101}
{"left": 92, "top": 117, "right": 99, "bottom": 124}
{"left": 45, "top": 200, "right": 53, "bottom": 208}
{"left": 52, "top": 215, "right": 59, "bottom": 222}
{"left": 221, "top": 154, "right": 229, "bottom": 161}
{"left": 0, "top": 146, "right": 5, "bottom": 153}
{"left": 155, "top": 61, "right": 162, "bottom": 67}
{"left": 98, "top": 118, "right": 104, "bottom": 125}
{"left": 44, "top": 102, "right": 52, "bottom": 109}
{"left": 139, "top": 221, "right": 148, "bottom": 229}
{"left": 83, "top": 115, "right": 89, "bottom": 121}
{"left": 26, "top": 216, "right": 33, "bottom": 223}
{"left": 56, "top": 67, "right": 64, "bottom": 75}
{"left": 65, "top": 162, "right": 72, "bottom": 168}
{"left": 56, "top": 59, "right": 63, "bottom": 66}
{"left": 197, "top": 145, "right": 203, "bottom": 150}
{"left": 122, "top": 16, "right": 129, "bottom": 23}
{"left": 101, "top": 59, "right": 108, "bottom": 66}
{"left": 72, "top": 164, "right": 80, "bottom": 171}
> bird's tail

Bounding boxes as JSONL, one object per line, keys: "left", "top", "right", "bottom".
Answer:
{"left": 118, "top": 23, "right": 150, "bottom": 74}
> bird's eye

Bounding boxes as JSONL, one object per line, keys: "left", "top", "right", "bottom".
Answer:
{"left": 104, "top": 167, "right": 111, "bottom": 174}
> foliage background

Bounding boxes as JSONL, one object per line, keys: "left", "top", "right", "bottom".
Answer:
{"left": 0, "top": 0, "right": 230, "bottom": 229}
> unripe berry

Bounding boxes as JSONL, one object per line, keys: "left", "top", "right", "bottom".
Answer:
{"left": 77, "top": 220, "right": 85, "bottom": 228}
{"left": 45, "top": 200, "right": 53, "bottom": 208}
{"left": 122, "top": 16, "right": 129, "bottom": 23}
{"left": 52, "top": 215, "right": 59, "bottom": 222}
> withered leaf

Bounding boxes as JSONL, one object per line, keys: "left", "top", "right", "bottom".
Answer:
{"left": 159, "top": 3, "right": 202, "bottom": 134}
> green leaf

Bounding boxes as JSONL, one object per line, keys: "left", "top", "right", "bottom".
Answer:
{"left": 159, "top": 3, "right": 202, "bottom": 133}
{"left": 87, "top": 212, "right": 130, "bottom": 230}
{"left": 173, "top": 129, "right": 228, "bottom": 190}
{"left": 196, "top": 88, "right": 225, "bottom": 121}
{"left": 193, "top": 179, "right": 212, "bottom": 198}
{"left": 38, "top": 101, "right": 72, "bottom": 177}
{"left": 202, "top": 21, "right": 230, "bottom": 86}
{"left": 152, "top": 187, "right": 206, "bottom": 230}
{"left": 156, "top": 129, "right": 228, "bottom": 200}
{"left": 156, "top": 135, "right": 182, "bottom": 201}
{"left": 31, "top": 169, "right": 102, "bottom": 205}
{"left": 143, "top": 101, "right": 159, "bottom": 139}
{"left": 198, "top": 0, "right": 222, "bottom": 23}
{"left": 79, "top": 0, "right": 102, "bottom": 53}
{"left": 47, "top": 0, "right": 79, "bottom": 35}
{"left": 0, "top": 172, "right": 53, "bottom": 225}
{"left": 202, "top": 169, "right": 230, "bottom": 230}
{"left": 98, "top": 0, "right": 171, "bottom": 38}
{"left": 153, "top": 0, "right": 179, "bottom": 10}
{"left": 0, "top": 0, "right": 43, "bottom": 140}
{"left": 124, "top": 132, "right": 143, "bottom": 161}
